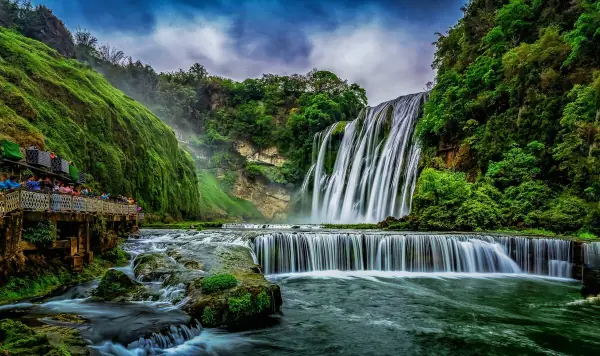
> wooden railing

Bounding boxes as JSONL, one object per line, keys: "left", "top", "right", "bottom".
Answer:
{"left": 0, "top": 190, "right": 139, "bottom": 218}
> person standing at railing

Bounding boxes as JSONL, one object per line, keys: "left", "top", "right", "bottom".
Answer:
{"left": 25, "top": 176, "right": 41, "bottom": 191}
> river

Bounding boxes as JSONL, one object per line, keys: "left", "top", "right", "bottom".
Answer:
{"left": 1, "top": 228, "right": 599, "bottom": 355}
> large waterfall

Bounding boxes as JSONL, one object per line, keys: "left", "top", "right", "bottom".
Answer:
{"left": 254, "top": 232, "right": 573, "bottom": 278}
{"left": 303, "top": 93, "right": 427, "bottom": 223}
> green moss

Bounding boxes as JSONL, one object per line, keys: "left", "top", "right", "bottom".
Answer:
{"left": 197, "top": 169, "right": 262, "bottom": 220}
{"left": 201, "top": 307, "right": 217, "bottom": 326}
{"left": 227, "top": 292, "right": 252, "bottom": 319}
{"left": 255, "top": 290, "right": 271, "bottom": 313}
{"left": 0, "top": 259, "right": 106, "bottom": 305}
{"left": 0, "top": 28, "right": 200, "bottom": 219}
{"left": 332, "top": 121, "right": 348, "bottom": 136}
{"left": 201, "top": 274, "right": 238, "bottom": 294}
{"left": 0, "top": 319, "right": 56, "bottom": 355}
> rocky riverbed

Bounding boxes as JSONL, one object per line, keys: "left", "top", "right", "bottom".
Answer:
{"left": 0, "top": 229, "right": 283, "bottom": 354}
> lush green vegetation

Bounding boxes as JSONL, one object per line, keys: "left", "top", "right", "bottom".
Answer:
{"left": 0, "top": 28, "right": 200, "bottom": 219}
{"left": 410, "top": 0, "right": 600, "bottom": 236}
{"left": 197, "top": 170, "right": 263, "bottom": 220}
{"left": 0, "top": 319, "right": 68, "bottom": 355}
{"left": 201, "top": 274, "right": 239, "bottom": 294}
{"left": 0, "top": 258, "right": 106, "bottom": 305}
{"left": 22, "top": 220, "right": 56, "bottom": 246}
{"left": 73, "top": 30, "right": 367, "bottom": 184}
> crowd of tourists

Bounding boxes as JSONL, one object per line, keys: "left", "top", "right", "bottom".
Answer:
{"left": 0, "top": 174, "right": 139, "bottom": 209}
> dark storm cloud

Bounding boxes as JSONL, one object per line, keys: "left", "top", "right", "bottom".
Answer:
{"left": 36, "top": 0, "right": 465, "bottom": 104}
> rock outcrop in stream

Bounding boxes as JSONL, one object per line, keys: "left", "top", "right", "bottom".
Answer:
{"left": 94, "top": 269, "right": 152, "bottom": 302}
{"left": 132, "top": 243, "right": 282, "bottom": 328}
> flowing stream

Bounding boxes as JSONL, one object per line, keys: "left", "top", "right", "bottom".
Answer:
{"left": 1, "top": 228, "right": 599, "bottom": 356}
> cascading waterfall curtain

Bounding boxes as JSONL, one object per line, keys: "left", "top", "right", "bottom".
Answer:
{"left": 255, "top": 232, "right": 573, "bottom": 278}
{"left": 302, "top": 93, "right": 427, "bottom": 224}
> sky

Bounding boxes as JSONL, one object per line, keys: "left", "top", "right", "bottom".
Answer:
{"left": 38, "top": 0, "right": 465, "bottom": 105}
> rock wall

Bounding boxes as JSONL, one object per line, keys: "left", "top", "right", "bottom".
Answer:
{"left": 235, "top": 141, "right": 286, "bottom": 167}
{"left": 231, "top": 173, "right": 291, "bottom": 221}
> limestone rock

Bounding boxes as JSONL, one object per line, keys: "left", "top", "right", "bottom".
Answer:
{"left": 235, "top": 141, "right": 286, "bottom": 167}
{"left": 231, "top": 173, "right": 291, "bottom": 220}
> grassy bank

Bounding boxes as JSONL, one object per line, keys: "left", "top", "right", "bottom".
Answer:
{"left": 0, "top": 248, "right": 129, "bottom": 306}
{"left": 321, "top": 223, "right": 600, "bottom": 242}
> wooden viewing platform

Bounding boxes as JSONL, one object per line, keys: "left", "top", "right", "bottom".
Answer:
{"left": 0, "top": 189, "right": 141, "bottom": 219}
{"left": 0, "top": 190, "right": 143, "bottom": 272}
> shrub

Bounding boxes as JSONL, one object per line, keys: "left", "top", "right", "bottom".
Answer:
{"left": 22, "top": 221, "right": 55, "bottom": 246}
{"left": 201, "top": 274, "right": 238, "bottom": 294}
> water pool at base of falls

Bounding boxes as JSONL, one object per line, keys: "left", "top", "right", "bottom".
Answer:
{"left": 1, "top": 228, "right": 599, "bottom": 356}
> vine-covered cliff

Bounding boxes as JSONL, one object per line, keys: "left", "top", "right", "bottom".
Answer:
{"left": 0, "top": 28, "right": 200, "bottom": 219}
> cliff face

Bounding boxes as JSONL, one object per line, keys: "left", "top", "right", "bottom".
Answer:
{"left": 0, "top": 4, "right": 75, "bottom": 57}
{"left": 231, "top": 173, "right": 291, "bottom": 221}
{"left": 234, "top": 141, "right": 286, "bottom": 167}
{"left": 0, "top": 29, "right": 200, "bottom": 218}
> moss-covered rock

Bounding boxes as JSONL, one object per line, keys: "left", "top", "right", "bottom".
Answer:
{"left": 183, "top": 245, "right": 282, "bottom": 328}
{"left": 0, "top": 319, "right": 70, "bottom": 355}
{"left": 102, "top": 247, "right": 131, "bottom": 267}
{"left": 200, "top": 274, "right": 238, "bottom": 294}
{"left": 93, "top": 269, "right": 150, "bottom": 301}
{"left": 167, "top": 249, "right": 205, "bottom": 271}
{"left": 37, "top": 325, "right": 90, "bottom": 356}
{"left": 133, "top": 253, "right": 179, "bottom": 282}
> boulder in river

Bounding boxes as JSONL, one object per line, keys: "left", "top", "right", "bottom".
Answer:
{"left": 133, "top": 253, "right": 181, "bottom": 281}
{"left": 183, "top": 245, "right": 283, "bottom": 328}
{"left": 94, "top": 269, "right": 151, "bottom": 302}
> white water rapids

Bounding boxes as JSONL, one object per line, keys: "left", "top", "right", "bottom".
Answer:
{"left": 303, "top": 93, "right": 426, "bottom": 223}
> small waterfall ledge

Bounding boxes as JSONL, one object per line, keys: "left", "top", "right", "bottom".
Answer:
{"left": 254, "top": 232, "right": 580, "bottom": 279}
{"left": 302, "top": 93, "right": 427, "bottom": 223}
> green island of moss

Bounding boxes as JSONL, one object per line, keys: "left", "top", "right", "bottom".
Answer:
{"left": 201, "top": 274, "right": 239, "bottom": 294}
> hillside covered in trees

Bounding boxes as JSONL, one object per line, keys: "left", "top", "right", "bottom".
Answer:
{"left": 0, "top": 27, "right": 200, "bottom": 219}
{"left": 403, "top": 0, "right": 600, "bottom": 236}
{"left": 0, "top": 0, "right": 368, "bottom": 220}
